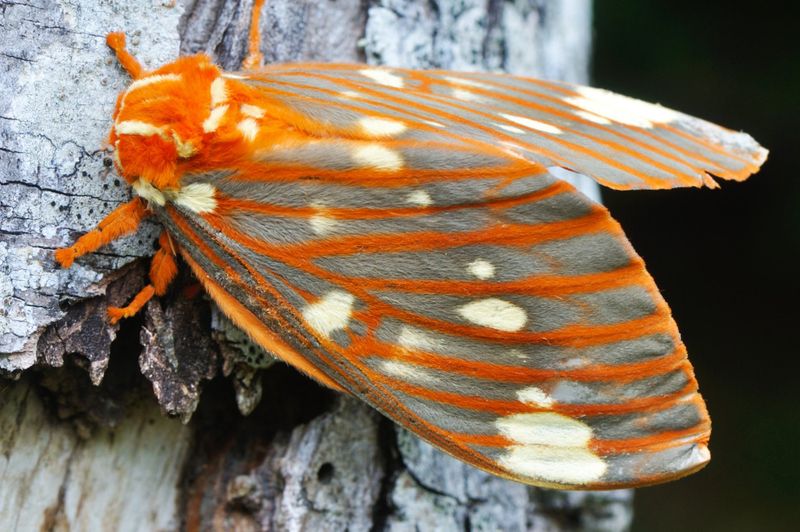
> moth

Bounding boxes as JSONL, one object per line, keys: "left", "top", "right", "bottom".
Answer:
{"left": 55, "top": 22, "right": 766, "bottom": 490}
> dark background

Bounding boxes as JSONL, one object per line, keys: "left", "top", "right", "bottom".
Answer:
{"left": 593, "top": 2, "right": 798, "bottom": 530}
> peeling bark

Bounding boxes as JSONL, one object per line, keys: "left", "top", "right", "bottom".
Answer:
{"left": 0, "top": 1, "right": 633, "bottom": 530}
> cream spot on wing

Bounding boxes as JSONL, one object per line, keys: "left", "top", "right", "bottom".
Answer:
{"left": 309, "top": 213, "right": 338, "bottom": 235}
{"left": 237, "top": 118, "right": 259, "bottom": 141}
{"left": 565, "top": 86, "right": 681, "bottom": 128}
{"left": 500, "top": 113, "right": 563, "bottom": 135}
{"left": 358, "top": 117, "right": 407, "bottom": 137}
{"left": 443, "top": 76, "right": 490, "bottom": 89}
{"left": 222, "top": 73, "right": 249, "bottom": 80}
{"left": 352, "top": 144, "right": 404, "bottom": 171}
{"left": 303, "top": 290, "right": 355, "bottom": 337}
{"left": 115, "top": 120, "right": 166, "bottom": 138}
{"left": 339, "top": 90, "right": 362, "bottom": 99}
{"left": 174, "top": 183, "right": 217, "bottom": 214}
{"left": 132, "top": 179, "right": 166, "bottom": 206}
{"left": 240, "top": 104, "right": 266, "bottom": 118}
{"left": 406, "top": 190, "right": 432, "bottom": 207}
{"left": 574, "top": 110, "right": 612, "bottom": 125}
{"left": 496, "top": 123, "right": 525, "bottom": 134}
{"left": 423, "top": 120, "right": 445, "bottom": 128}
{"left": 467, "top": 259, "right": 495, "bottom": 280}
{"left": 210, "top": 77, "right": 228, "bottom": 106}
{"left": 517, "top": 386, "right": 554, "bottom": 407}
{"left": 452, "top": 88, "right": 482, "bottom": 102}
{"left": 499, "top": 445, "right": 607, "bottom": 485}
{"left": 359, "top": 68, "right": 404, "bottom": 88}
{"left": 202, "top": 104, "right": 229, "bottom": 133}
{"left": 397, "top": 326, "right": 438, "bottom": 351}
{"left": 378, "top": 360, "right": 434, "bottom": 383}
{"left": 496, "top": 412, "right": 591, "bottom": 447}
{"left": 457, "top": 298, "right": 526, "bottom": 332}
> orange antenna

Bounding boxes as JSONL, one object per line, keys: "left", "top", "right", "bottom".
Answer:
{"left": 242, "top": 0, "right": 266, "bottom": 69}
{"left": 106, "top": 32, "right": 146, "bottom": 79}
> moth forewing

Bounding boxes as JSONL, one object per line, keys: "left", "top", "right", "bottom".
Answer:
{"left": 55, "top": 32, "right": 766, "bottom": 490}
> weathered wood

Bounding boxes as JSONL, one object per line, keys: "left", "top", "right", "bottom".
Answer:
{"left": 0, "top": 1, "right": 633, "bottom": 530}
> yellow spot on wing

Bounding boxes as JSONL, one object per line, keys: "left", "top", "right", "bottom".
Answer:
{"left": 303, "top": 291, "right": 355, "bottom": 337}
{"left": 358, "top": 117, "right": 407, "bottom": 137}
{"left": 457, "top": 298, "right": 526, "bottom": 331}
{"left": 516, "top": 386, "right": 554, "bottom": 407}
{"left": 467, "top": 259, "right": 495, "bottom": 280}
{"left": 174, "top": 183, "right": 217, "bottom": 214}
{"left": 564, "top": 86, "right": 680, "bottom": 128}
{"left": 352, "top": 144, "right": 404, "bottom": 171}
{"left": 499, "top": 113, "right": 563, "bottom": 135}
{"left": 499, "top": 445, "right": 607, "bottom": 485}
{"left": 406, "top": 190, "right": 432, "bottom": 207}
{"left": 359, "top": 68, "right": 405, "bottom": 88}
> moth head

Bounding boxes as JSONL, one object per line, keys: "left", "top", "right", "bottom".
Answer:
{"left": 109, "top": 54, "right": 222, "bottom": 190}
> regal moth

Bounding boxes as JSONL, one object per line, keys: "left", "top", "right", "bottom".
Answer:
{"left": 53, "top": 18, "right": 766, "bottom": 490}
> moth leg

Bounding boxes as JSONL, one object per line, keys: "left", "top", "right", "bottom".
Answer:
{"left": 108, "top": 231, "right": 178, "bottom": 324}
{"left": 242, "top": 0, "right": 265, "bottom": 69}
{"left": 55, "top": 198, "right": 149, "bottom": 269}
{"left": 106, "top": 32, "right": 145, "bottom": 79}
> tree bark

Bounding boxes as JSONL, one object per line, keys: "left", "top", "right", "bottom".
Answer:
{"left": 0, "top": 1, "right": 634, "bottom": 530}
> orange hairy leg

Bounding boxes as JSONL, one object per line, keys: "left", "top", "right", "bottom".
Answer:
{"left": 55, "top": 198, "right": 150, "bottom": 268}
{"left": 107, "top": 231, "right": 178, "bottom": 324}
{"left": 242, "top": 0, "right": 266, "bottom": 69}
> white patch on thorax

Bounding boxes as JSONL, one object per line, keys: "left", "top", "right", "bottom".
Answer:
{"left": 126, "top": 74, "right": 182, "bottom": 93}
{"left": 359, "top": 68, "right": 405, "bottom": 88}
{"left": 132, "top": 179, "right": 166, "bottom": 206}
{"left": 203, "top": 104, "right": 229, "bottom": 133}
{"left": 517, "top": 386, "right": 554, "bottom": 407}
{"left": 565, "top": 86, "right": 680, "bottom": 128}
{"left": 467, "top": 259, "right": 495, "bottom": 280}
{"left": 115, "top": 120, "right": 167, "bottom": 138}
{"left": 303, "top": 290, "right": 355, "bottom": 337}
{"left": 352, "top": 144, "right": 404, "bottom": 171}
{"left": 240, "top": 104, "right": 266, "bottom": 118}
{"left": 173, "top": 182, "right": 217, "bottom": 214}
{"left": 457, "top": 298, "right": 526, "bottom": 332}
{"left": 406, "top": 190, "right": 432, "bottom": 207}
{"left": 499, "top": 113, "right": 563, "bottom": 135}
{"left": 358, "top": 117, "right": 407, "bottom": 137}
{"left": 210, "top": 77, "right": 228, "bottom": 106}
{"left": 237, "top": 118, "right": 259, "bottom": 141}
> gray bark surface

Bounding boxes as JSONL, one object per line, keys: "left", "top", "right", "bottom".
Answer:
{"left": 0, "top": 0, "right": 633, "bottom": 530}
